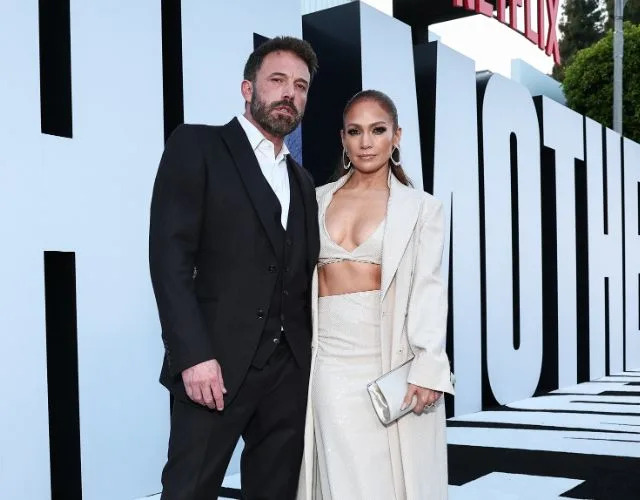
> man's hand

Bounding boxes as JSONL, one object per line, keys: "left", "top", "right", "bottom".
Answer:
{"left": 401, "top": 384, "right": 442, "bottom": 415}
{"left": 181, "top": 359, "right": 227, "bottom": 410}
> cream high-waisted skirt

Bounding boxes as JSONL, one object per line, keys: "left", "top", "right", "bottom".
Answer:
{"left": 312, "top": 290, "right": 400, "bottom": 500}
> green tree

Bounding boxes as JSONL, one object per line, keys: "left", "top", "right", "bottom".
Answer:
{"left": 563, "top": 22, "right": 640, "bottom": 142}
{"left": 605, "top": 0, "right": 640, "bottom": 29}
{"left": 553, "top": 0, "right": 605, "bottom": 81}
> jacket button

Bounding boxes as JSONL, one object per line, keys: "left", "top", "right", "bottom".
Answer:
{"left": 256, "top": 308, "right": 265, "bottom": 319}
{"left": 268, "top": 265, "right": 277, "bottom": 273}
{"left": 272, "top": 337, "right": 280, "bottom": 344}
{"left": 283, "top": 289, "right": 289, "bottom": 296}
{"left": 286, "top": 239, "right": 292, "bottom": 247}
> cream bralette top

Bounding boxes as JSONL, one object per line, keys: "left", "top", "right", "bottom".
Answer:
{"left": 318, "top": 211, "right": 385, "bottom": 267}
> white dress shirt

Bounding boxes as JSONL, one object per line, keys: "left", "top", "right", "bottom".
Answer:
{"left": 237, "top": 113, "right": 290, "bottom": 229}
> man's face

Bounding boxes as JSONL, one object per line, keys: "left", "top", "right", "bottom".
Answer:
{"left": 248, "top": 50, "right": 310, "bottom": 138}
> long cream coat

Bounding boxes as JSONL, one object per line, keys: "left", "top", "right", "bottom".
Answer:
{"left": 297, "top": 171, "right": 455, "bottom": 500}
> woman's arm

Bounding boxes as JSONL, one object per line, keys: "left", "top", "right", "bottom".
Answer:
{"left": 405, "top": 199, "right": 455, "bottom": 395}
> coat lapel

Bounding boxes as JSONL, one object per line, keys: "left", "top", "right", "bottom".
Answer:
{"left": 220, "top": 118, "right": 284, "bottom": 262}
{"left": 380, "top": 175, "right": 424, "bottom": 300}
{"left": 287, "top": 157, "right": 320, "bottom": 276}
{"left": 317, "top": 170, "right": 352, "bottom": 216}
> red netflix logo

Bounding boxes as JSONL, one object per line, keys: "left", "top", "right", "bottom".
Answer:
{"left": 452, "top": 0, "right": 560, "bottom": 64}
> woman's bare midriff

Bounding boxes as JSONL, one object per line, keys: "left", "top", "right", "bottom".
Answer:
{"left": 318, "top": 261, "right": 381, "bottom": 297}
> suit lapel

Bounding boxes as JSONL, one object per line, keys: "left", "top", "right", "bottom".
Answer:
{"left": 380, "top": 175, "right": 423, "bottom": 300}
{"left": 287, "top": 157, "right": 320, "bottom": 275}
{"left": 220, "top": 118, "right": 284, "bottom": 262}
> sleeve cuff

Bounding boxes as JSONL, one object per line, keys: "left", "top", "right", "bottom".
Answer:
{"left": 166, "top": 334, "right": 215, "bottom": 378}
{"left": 407, "top": 349, "right": 455, "bottom": 395}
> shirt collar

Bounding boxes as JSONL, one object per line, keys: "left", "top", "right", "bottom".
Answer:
{"left": 236, "top": 113, "right": 290, "bottom": 159}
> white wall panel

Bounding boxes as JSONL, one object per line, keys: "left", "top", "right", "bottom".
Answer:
{"left": 585, "top": 119, "right": 606, "bottom": 379}
{"left": 624, "top": 138, "right": 640, "bottom": 370}
{"left": 539, "top": 97, "right": 584, "bottom": 387}
{"left": 429, "top": 43, "right": 482, "bottom": 416}
{"left": 360, "top": 3, "right": 423, "bottom": 186}
{"left": 67, "top": 3, "right": 167, "bottom": 497}
{"left": 585, "top": 122, "right": 625, "bottom": 378}
{"left": 481, "top": 74, "right": 543, "bottom": 405}
{"left": 181, "top": 0, "right": 303, "bottom": 125}
{"left": 0, "top": 2, "right": 53, "bottom": 499}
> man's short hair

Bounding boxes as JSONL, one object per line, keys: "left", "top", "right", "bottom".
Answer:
{"left": 243, "top": 36, "right": 318, "bottom": 84}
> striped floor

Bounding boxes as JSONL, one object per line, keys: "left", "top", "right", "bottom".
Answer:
{"left": 448, "top": 371, "right": 640, "bottom": 499}
{"left": 140, "top": 371, "right": 640, "bottom": 499}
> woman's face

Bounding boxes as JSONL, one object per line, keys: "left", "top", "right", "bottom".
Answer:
{"left": 341, "top": 99, "right": 401, "bottom": 175}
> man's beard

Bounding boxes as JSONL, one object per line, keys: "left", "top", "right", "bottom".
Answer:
{"left": 250, "top": 89, "right": 302, "bottom": 138}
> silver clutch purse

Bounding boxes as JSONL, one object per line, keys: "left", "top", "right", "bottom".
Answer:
{"left": 367, "top": 357, "right": 415, "bottom": 425}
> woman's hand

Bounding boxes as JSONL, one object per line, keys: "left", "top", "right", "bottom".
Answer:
{"left": 401, "top": 384, "right": 442, "bottom": 415}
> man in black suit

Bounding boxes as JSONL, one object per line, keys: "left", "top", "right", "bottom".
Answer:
{"left": 149, "top": 36, "right": 319, "bottom": 500}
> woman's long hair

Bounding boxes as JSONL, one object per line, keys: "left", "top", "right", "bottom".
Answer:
{"left": 332, "top": 89, "right": 413, "bottom": 187}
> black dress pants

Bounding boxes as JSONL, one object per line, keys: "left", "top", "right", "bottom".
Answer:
{"left": 160, "top": 343, "right": 309, "bottom": 500}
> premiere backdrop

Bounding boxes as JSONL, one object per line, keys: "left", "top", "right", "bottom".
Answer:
{"left": 1, "top": 1, "right": 639, "bottom": 499}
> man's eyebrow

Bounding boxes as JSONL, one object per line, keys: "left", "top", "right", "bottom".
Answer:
{"left": 267, "top": 72, "right": 309, "bottom": 85}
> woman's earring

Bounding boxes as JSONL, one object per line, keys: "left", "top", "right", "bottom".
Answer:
{"left": 342, "top": 147, "right": 352, "bottom": 170}
{"left": 390, "top": 145, "right": 401, "bottom": 167}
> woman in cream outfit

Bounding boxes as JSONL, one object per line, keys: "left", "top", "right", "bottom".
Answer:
{"left": 297, "top": 90, "right": 455, "bottom": 500}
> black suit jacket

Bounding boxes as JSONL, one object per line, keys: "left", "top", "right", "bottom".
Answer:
{"left": 149, "top": 119, "right": 319, "bottom": 403}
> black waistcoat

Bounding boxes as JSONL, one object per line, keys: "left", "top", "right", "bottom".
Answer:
{"left": 251, "top": 161, "right": 310, "bottom": 368}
